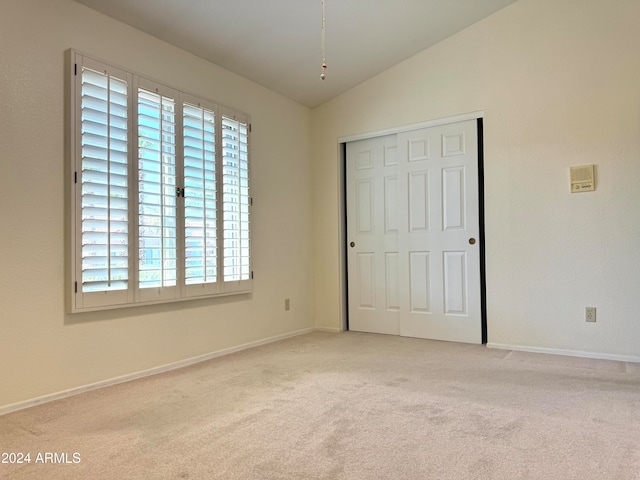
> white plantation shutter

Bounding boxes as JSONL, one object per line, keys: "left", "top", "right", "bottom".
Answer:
{"left": 69, "top": 51, "right": 251, "bottom": 312}
{"left": 137, "top": 84, "right": 178, "bottom": 295}
{"left": 222, "top": 113, "right": 251, "bottom": 290}
{"left": 80, "top": 67, "right": 129, "bottom": 292}
{"left": 183, "top": 98, "right": 219, "bottom": 295}
{"left": 72, "top": 55, "right": 133, "bottom": 311}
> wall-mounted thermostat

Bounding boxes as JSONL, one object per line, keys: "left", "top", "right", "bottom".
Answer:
{"left": 570, "top": 164, "right": 595, "bottom": 193}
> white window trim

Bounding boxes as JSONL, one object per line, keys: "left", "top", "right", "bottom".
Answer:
{"left": 67, "top": 50, "right": 252, "bottom": 313}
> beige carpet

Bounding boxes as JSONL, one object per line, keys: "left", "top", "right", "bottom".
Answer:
{"left": 1, "top": 331, "right": 640, "bottom": 479}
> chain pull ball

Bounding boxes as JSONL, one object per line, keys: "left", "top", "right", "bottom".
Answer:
{"left": 320, "top": 0, "right": 327, "bottom": 80}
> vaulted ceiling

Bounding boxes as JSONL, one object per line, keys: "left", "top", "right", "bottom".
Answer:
{"left": 73, "top": 0, "right": 518, "bottom": 108}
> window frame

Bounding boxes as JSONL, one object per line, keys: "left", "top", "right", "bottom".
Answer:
{"left": 67, "top": 50, "right": 252, "bottom": 313}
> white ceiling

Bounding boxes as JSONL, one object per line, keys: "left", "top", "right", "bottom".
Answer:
{"left": 73, "top": 0, "right": 518, "bottom": 108}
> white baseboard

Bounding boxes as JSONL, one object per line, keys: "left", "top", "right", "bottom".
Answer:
{"left": 487, "top": 343, "right": 640, "bottom": 364}
{"left": 315, "top": 326, "right": 343, "bottom": 333}
{"left": 0, "top": 327, "right": 318, "bottom": 417}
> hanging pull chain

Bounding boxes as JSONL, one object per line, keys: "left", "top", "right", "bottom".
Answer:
{"left": 321, "top": 0, "right": 327, "bottom": 80}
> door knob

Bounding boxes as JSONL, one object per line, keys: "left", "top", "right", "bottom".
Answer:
{"left": 350, "top": 242, "right": 356, "bottom": 247}
{"left": 468, "top": 238, "right": 476, "bottom": 245}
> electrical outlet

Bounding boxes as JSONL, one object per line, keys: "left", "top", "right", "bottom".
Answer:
{"left": 585, "top": 306, "right": 596, "bottom": 322}
{"left": 284, "top": 298, "right": 290, "bottom": 311}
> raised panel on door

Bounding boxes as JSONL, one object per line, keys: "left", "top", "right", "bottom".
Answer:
{"left": 443, "top": 251, "right": 468, "bottom": 315}
{"left": 408, "top": 171, "right": 430, "bottom": 232}
{"left": 409, "top": 251, "right": 431, "bottom": 314}
{"left": 356, "top": 179, "right": 374, "bottom": 234}
{"left": 442, "top": 167, "right": 466, "bottom": 231}
{"left": 356, "top": 252, "right": 376, "bottom": 309}
{"left": 385, "top": 252, "right": 400, "bottom": 311}
{"left": 384, "top": 176, "right": 398, "bottom": 234}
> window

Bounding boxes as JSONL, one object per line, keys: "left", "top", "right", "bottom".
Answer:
{"left": 68, "top": 51, "right": 251, "bottom": 312}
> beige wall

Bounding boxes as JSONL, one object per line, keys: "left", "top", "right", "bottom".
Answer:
{"left": 0, "top": 0, "right": 313, "bottom": 408}
{"left": 311, "top": 0, "right": 640, "bottom": 356}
